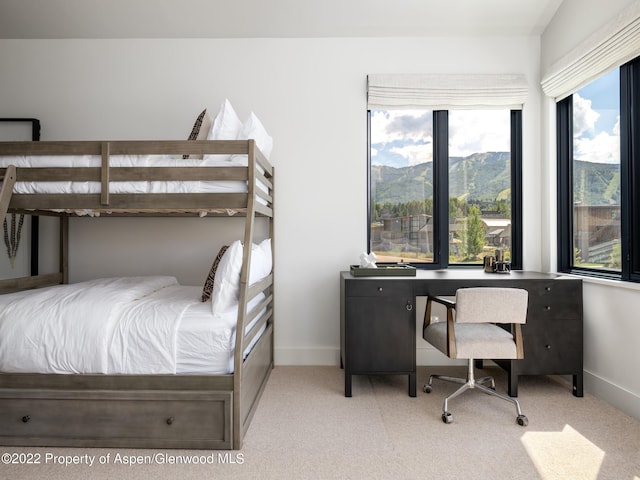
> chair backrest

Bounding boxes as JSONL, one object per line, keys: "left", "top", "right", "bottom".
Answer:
{"left": 455, "top": 287, "right": 528, "bottom": 324}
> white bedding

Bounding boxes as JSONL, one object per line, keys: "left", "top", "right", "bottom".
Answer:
{"left": 176, "top": 289, "right": 267, "bottom": 374}
{"left": 0, "top": 154, "right": 251, "bottom": 195}
{"left": 0, "top": 276, "right": 266, "bottom": 375}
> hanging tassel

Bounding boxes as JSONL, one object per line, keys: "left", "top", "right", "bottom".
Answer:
{"left": 3, "top": 213, "right": 25, "bottom": 268}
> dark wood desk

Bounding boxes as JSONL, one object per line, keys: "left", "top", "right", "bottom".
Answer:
{"left": 340, "top": 270, "right": 583, "bottom": 398}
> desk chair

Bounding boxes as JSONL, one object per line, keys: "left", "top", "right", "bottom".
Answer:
{"left": 422, "top": 287, "right": 529, "bottom": 426}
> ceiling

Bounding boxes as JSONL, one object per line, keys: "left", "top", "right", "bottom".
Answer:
{"left": 0, "top": 0, "right": 565, "bottom": 39}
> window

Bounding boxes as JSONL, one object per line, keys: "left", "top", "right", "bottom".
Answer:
{"left": 448, "top": 110, "right": 512, "bottom": 265}
{"left": 557, "top": 56, "right": 640, "bottom": 282}
{"left": 368, "top": 108, "right": 522, "bottom": 269}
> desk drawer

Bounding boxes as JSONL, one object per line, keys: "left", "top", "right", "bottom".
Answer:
{"left": 526, "top": 281, "right": 582, "bottom": 318}
{"left": 345, "top": 279, "right": 413, "bottom": 298}
{"left": 520, "top": 318, "right": 582, "bottom": 374}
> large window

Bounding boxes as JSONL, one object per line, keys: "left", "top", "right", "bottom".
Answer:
{"left": 557, "top": 56, "right": 640, "bottom": 282}
{"left": 368, "top": 109, "right": 522, "bottom": 269}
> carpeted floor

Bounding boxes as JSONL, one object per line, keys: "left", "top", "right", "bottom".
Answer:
{"left": 1, "top": 365, "right": 639, "bottom": 480}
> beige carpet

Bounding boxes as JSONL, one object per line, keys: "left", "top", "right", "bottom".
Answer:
{"left": 1, "top": 366, "right": 639, "bottom": 480}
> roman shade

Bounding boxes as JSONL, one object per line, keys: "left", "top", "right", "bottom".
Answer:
{"left": 367, "top": 74, "right": 528, "bottom": 110}
{"left": 541, "top": 0, "right": 640, "bottom": 100}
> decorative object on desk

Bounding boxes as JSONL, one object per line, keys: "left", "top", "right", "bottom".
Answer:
{"left": 495, "top": 261, "right": 511, "bottom": 273}
{"left": 484, "top": 248, "right": 511, "bottom": 274}
{"left": 483, "top": 255, "right": 496, "bottom": 273}
{"left": 350, "top": 263, "right": 416, "bottom": 277}
{"left": 359, "top": 252, "right": 378, "bottom": 268}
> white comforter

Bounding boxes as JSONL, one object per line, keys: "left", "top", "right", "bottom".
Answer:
{"left": 0, "top": 276, "right": 198, "bottom": 374}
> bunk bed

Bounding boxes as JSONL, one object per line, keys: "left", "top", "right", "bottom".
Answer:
{"left": 0, "top": 137, "right": 274, "bottom": 450}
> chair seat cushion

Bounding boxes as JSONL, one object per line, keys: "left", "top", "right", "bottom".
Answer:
{"left": 423, "top": 322, "right": 518, "bottom": 359}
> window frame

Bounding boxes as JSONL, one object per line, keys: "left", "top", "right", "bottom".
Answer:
{"left": 557, "top": 56, "right": 640, "bottom": 282}
{"left": 367, "top": 109, "right": 523, "bottom": 270}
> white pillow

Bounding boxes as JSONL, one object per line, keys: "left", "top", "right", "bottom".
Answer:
{"left": 249, "top": 238, "right": 272, "bottom": 285}
{"left": 203, "top": 99, "right": 243, "bottom": 163}
{"left": 231, "top": 112, "right": 273, "bottom": 164}
{"left": 211, "top": 238, "right": 273, "bottom": 316}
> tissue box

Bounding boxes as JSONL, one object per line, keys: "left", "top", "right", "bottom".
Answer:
{"left": 350, "top": 264, "right": 417, "bottom": 277}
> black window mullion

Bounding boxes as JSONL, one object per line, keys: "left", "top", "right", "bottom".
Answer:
{"left": 621, "top": 59, "right": 640, "bottom": 281}
{"left": 433, "top": 110, "right": 449, "bottom": 268}
{"left": 556, "top": 97, "right": 573, "bottom": 273}
{"left": 510, "top": 110, "right": 523, "bottom": 270}
{"left": 366, "top": 110, "right": 373, "bottom": 254}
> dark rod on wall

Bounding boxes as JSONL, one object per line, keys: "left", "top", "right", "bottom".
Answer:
{"left": 0, "top": 118, "right": 41, "bottom": 276}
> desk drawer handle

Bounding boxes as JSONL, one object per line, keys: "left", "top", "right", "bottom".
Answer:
{"left": 545, "top": 344, "right": 552, "bottom": 350}
{"left": 166, "top": 417, "right": 174, "bottom": 425}
{"left": 406, "top": 301, "right": 413, "bottom": 311}
{"left": 22, "top": 415, "right": 30, "bottom": 423}
{"left": 544, "top": 305, "right": 552, "bottom": 311}
{"left": 378, "top": 287, "right": 383, "bottom": 293}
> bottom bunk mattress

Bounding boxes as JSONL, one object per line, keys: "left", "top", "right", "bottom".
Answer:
{"left": 0, "top": 276, "right": 265, "bottom": 376}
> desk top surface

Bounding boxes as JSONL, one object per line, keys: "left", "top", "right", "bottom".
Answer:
{"left": 341, "top": 269, "right": 574, "bottom": 282}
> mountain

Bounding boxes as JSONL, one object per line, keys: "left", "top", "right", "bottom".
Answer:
{"left": 372, "top": 152, "right": 620, "bottom": 206}
{"left": 573, "top": 160, "right": 620, "bottom": 205}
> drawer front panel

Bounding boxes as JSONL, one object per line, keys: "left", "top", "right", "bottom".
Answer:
{"left": 345, "top": 279, "right": 413, "bottom": 298}
{"left": 519, "top": 319, "right": 583, "bottom": 374}
{"left": 345, "top": 297, "right": 414, "bottom": 373}
{"left": 526, "top": 281, "right": 582, "bottom": 319}
{"left": 0, "top": 390, "right": 231, "bottom": 446}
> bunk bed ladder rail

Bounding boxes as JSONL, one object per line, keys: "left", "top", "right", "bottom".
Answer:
{"left": 232, "top": 139, "right": 274, "bottom": 449}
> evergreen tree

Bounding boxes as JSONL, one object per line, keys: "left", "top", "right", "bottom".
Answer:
{"left": 466, "top": 205, "right": 485, "bottom": 259}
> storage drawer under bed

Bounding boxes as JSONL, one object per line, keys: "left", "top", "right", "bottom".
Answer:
{"left": 0, "top": 389, "right": 232, "bottom": 450}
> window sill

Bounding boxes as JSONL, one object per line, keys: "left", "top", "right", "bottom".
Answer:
{"left": 558, "top": 272, "right": 640, "bottom": 291}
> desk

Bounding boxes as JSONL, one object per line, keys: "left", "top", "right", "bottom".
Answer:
{"left": 340, "top": 270, "right": 583, "bottom": 398}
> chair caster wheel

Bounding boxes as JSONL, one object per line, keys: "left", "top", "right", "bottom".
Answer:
{"left": 517, "top": 414, "right": 528, "bottom": 426}
{"left": 423, "top": 385, "right": 432, "bottom": 394}
{"left": 442, "top": 412, "right": 453, "bottom": 424}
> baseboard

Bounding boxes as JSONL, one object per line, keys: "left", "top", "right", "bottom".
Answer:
{"left": 584, "top": 370, "right": 640, "bottom": 421}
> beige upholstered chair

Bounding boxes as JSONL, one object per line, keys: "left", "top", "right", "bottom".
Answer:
{"left": 422, "top": 287, "right": 529, "bottom": 426}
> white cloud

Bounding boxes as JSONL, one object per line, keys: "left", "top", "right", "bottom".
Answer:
{"left": 372, "top": 109, "right": 511, "bottom": 165}
{"left": 390, "top": 143, "right": 433, "bottom": 166}
{"left": 572, "top": 93, "right": 600, "bottom": 137}
{"left": 371, "top": 109, "right": 432, "bottom": 144}
{"left": 573, "top": 93, "right": 620, "bottom": 164}
{"left": 574, "top": 117, "right": 620, "bottom": 163}
{"left": 448, "top": 110, "right": 510, "bottom": 157}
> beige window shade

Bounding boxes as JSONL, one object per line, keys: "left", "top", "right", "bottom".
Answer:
{"left": 542, "top": 1, "right": 640, "bottom": 100}
{"left": 367, "top": 74, "right": 528, "bottom": 110}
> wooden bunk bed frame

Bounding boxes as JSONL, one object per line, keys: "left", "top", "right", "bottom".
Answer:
{"left": 0, "top": 139, "right": 274, "bottom": 450}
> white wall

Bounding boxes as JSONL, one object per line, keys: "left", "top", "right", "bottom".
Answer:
{"left": 0, "top": 36, "right": 541, "bottom": 365}
{"left": 541, "top": 0, "right": 640, "bottom": 420}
